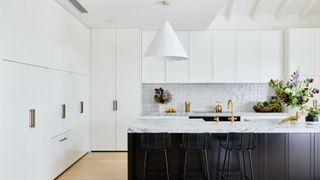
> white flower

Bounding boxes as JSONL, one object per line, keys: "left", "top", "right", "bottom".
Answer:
{"left": 284, "top": 88, "right": 292, "bottom": 94}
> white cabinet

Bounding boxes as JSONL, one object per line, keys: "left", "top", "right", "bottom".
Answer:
{"left": 315, "top": 30, "right": 320, "bottom": 76}
{"left": 288, "top": 29, "right": 315, "bottom": 76}
{"left": 189, "top": 31, "right": 213, "bottom": 83}
{"left": 91, "top": 29, "right": 116, "bottom": 151}
{"left": 91, "top": 29, "right": 141, "bottom": 151}
{"left": 141, "top": 31, "right": 166, "bottom": 83}
{"left": 0, "top": 61, "right": 50, "bottom": 180}
{"left": 166, "top": 32, "right": 190, "bottom": 83}
{"left": 260, "top": 31, "right": 283, "bottom": 82}
{"left": 236, "top": 31, "right": 260, "bottom": 83}
{"left": 212, "top": 31, "right": 237, "bottom": 83}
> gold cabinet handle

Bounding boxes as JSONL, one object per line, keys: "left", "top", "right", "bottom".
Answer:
{"left": 29, "top": 109, "right": 36, "bottom": 128}
{"left": 113, "top": 100, "right": 117, "bottom": 111}
{"left": 80, "top": 101, "right": 84, "bottom": 114}
{"left": 61, "top": 104, "right": 66, "bottom": 119}
{"left": 59, "top": 137, "right": 68, "bottom": 142}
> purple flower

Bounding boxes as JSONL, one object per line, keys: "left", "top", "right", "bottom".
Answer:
{"left": 291, "top": 70, "right": 300, "bottom": 87}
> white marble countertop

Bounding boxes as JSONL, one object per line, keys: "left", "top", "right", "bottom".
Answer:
{"left": 128, "top": 117, "right": 320, "bottom": 133}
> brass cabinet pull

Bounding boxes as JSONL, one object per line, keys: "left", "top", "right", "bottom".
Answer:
{"left": 59, "top": 137, "right": 68, "bottom": 142}
{"left": 29, "top": 109, "right": 36, "bottom": 128}
{"left": 80, "top": 101, "right": 84, "bottom": 114}
{"left": 113, "top": 100, "right": 117, "bottom": 111}
{"left": 61, "top": 104, "right": 66, "bottom": 119}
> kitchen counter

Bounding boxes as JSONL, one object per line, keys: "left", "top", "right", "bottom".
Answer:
{"left": 128, "top": 116, "right": 320, "bottom": 133}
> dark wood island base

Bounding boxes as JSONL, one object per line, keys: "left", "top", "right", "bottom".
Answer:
{"left": 128, "top": 133, "right": 320, "bottom": 180}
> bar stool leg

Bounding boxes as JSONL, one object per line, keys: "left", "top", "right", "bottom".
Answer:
{"left": 183, "top": 150, "right": 188, "bottom": 180}
{"left": 248, "top": 150, "right": 254, "bottom": 180}
{"left": 143, "top": 151, "right": 148, "bottom": 180}
{"left": 204, "top": 150, "right": 210, "bottom": 180}
{"left": 227, "top": 150, "right": 231, "bottom": 180}
{"left": 220, "top": 149, "right": 229, "bottom": 180}
{"left": 238, "top": 151, "right": 244, "bottom": 180}
{"left": 242, "top": 151, "right": 247, "bottom": 180}
{"left": 164, "top": 150, "right": 170, "bottom": 180}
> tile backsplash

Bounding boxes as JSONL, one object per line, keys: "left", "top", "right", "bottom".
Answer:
{"left": 142, "top": 83, "right": 274, "bottom": 113}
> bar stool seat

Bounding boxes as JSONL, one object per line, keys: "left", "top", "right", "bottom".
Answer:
{"left": 181, "top": 133, "right": 212, "bottom": 180}
{"left": 140, "top": 133, "right": 171, "bottom": 180}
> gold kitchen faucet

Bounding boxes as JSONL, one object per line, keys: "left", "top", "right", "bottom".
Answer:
{"left": 228, "top": 99, "right": 236, "bottom": 122}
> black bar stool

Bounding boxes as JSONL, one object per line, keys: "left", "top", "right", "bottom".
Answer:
{"left": 180, "top": 133, "right": 212, "bottom": 180}
{"left": 140, "top": 133, "right": 171, "bottom": 180}
{"left": 219, "top": 133, "right": 257, "bottom": 180}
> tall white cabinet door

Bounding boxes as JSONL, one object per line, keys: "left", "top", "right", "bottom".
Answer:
{"left": 91, "top": 29, "right": 116, "bottom": 150}
{"left": 115, "top": 29, "right": 141, "bottom": 150}
{"left": 189, "top": 31, "right": 213, "bottom": 83}
{"left": 260, "top": 31, "right": 283, "bottom": 82}
{"left": 0, "top": 61, "right": 50, "bottom": 180}
{"left": 141, "top": 31, "right": 165, "bottom": 83}
{"left": 212, "top": 31, "right": 237, "bottom": 83}
{"left": 315, "top": 29, "right": 320, "bottom": 76}
{"left": 236, "top": 31, "right": 260, "bottom": 83}
{"left": 166, "top": 31, "right": 190, "bottom": 83}
{"left": 288, "top": 29, "right": 315, "bottom": 76}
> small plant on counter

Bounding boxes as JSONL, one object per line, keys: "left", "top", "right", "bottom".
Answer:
{"left": 154, "top": 87, "right": 172, "bottom": 104}
{"left": 269, "top": 70, "right": 319, "bottom": 109}
{"left": 303, "top": 106, "right": 320, "bottom": 124}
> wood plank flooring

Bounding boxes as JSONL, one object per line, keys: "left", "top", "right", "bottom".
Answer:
{"left": 56, "top": 152, "right": 127, "bottom": 180}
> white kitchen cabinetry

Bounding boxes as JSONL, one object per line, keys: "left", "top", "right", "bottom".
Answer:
{"left": 260, "top": 31, "right": 283, "bottom": 82}
{"left": 212, "top": 31, "right": 237, "bottom": 83}
{"left": 166, "top": 32, "right": 190, "bottom": 83}
{"left": 141, "top": 31, "right": 166, "bottom": 83}
{"left": 91, "top": 29, "right": 141, "bottom": 151}
{"left": 236, "top": 31, "right": 260, "bottom": 83}
{"left": 315, "top": 30, "right": 320, "bottom": 76}
{"left": 0, "top": 61, "right": 50, "bottom": 180}
{"left": 288, "top": 29, "right": 315, "bottom": 76}
{"left": 189, "top": 31, "right": 213, "bottom": 83}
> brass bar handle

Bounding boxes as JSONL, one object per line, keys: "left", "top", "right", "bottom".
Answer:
{"left": 61, "top": 104, "right": 66, "bottom": 119}
{"left": 29, "top": 109, "right": 36, "bottom": 128}
{"left": 59, "top": 137, "right": 68, "bottom": 142}
{"left": 113, "top": 100, "right": 117, "bottom": 111}
{"left": 80, "top": 101, "right": 84, "bottom": 114}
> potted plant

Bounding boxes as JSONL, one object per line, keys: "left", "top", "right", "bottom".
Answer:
{"left": 154, "top": 87, "right": 173, "bottom": 112}
{"left": 303, "top": 106, "right": 320, "bottom": 125}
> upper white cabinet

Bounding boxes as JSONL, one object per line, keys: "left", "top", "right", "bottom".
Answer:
{"left": 212, "top": 31, "right": 237, "bottom": 83}
{"left": 315, "top": 30, "right": 320, "bottom": 76}
{"left": 166, "top": 31, "right": 190, "bottom": 83}
{"left": 141, "top": 31, "right": 166, "bottom": 83}
{"left": 288, "top": 29, "right": 315, "bottom": 76}
{"left": 260, "top": 31, "right": 283, "bottom": 82}
{"left": 189, "top": 31, "right": 213, "bottom": 83}
{"left": 236, "top": 31, "right": 260, "bottom": 83}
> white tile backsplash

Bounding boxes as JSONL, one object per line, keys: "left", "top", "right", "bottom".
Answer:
{"left": 142, "top": 83, "right": 274, "bottom": 113}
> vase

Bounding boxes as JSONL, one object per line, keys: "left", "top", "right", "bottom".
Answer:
{"left": 306, "top": 116, "right": 319, "bottom": 125}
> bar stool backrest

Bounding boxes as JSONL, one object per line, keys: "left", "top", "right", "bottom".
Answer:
{"left": 140, "top": 133, "right": 171, "bottom": 150}
{"left": 181, "top": 133, "right": 212, "bottom": 150}
{"left": 225, "top": 133, "right": 256, "bottom": 150}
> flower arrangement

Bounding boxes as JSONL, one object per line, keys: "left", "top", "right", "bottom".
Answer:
{"left": 154, "top": 87, "right": 172, "bottom": 104}
{"left": 269, "top": 70, "right": 319, "bottom": 108}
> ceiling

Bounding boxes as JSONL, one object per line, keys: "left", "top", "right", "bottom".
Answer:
{"left": 55, "top": 0, "right": 227, "bottom": 30}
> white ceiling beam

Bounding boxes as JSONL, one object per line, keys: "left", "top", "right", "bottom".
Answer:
{"left": 224, "top": 0, "right": 235, "bottom": 20}
{"left": 250, "top": 0, "right": 263, "bottom": 19}
{"left": 275, "top": 0, "right": 292, "bottom": 20}
{"left": 300, "top": 0, "right": 317, "bottom": 20}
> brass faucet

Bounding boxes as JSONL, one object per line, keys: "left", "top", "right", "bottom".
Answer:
{"left": 227, "top": 99, "right": 236, "bottom": 122}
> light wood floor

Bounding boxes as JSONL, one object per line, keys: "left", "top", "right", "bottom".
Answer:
{"left": 56, "top": 152, "right": 127, "bottom": 180}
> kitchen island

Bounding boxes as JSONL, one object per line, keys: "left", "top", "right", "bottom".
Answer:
{"left": 128, "top": 117, "right": 320, "bottom": 180}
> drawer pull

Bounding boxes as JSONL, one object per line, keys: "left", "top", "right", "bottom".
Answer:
{"left": 61, "top": 104, "right": 66, "bottom": 119}
{"left": 59, "top": 137, "right": 68, "bottom": 142}
{"left": 80, "top": 101, "right": 84, "bottom": 114}
{"left": 29, "top": 109, "right": 36, "bottom": 128}
{"left": 113, "top": 100, "right": 117, "bottom": 111}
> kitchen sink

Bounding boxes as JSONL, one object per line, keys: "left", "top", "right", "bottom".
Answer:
{"left": 189, "top": 116, "right": 241, "bottom": 122}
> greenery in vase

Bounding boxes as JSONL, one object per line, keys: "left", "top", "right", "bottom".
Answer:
{"left": 154, "top": 87, "right": 172, "bottom": 104}
{"left": 269, "top": 70, "right": 319, "bottom": 109}
{"left": 303, "top": 106, "right": 320, "bottom": 117}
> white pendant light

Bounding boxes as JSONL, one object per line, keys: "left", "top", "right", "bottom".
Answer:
{"left": 144, "top": 1, "right": 188, "bottom": 60}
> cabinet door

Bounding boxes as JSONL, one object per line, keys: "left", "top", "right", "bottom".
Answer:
{"left": 189, "top": 31, "right": 213, "bottom": 83}
{"left": 91, "top": 29, "right": 116, "bottom": 150}
{"left": 212, "top": 31, "right": 237, "bottom": 83}
{"left": 260, "top": 31, "right": 283, "bottom": 82}
{"left": 288, "top": 29, "right": 315, "bottom": 76}
{"left": 116, "top": 29, "right": 141, "bottom": 150}
{"left": 237, "top": 31, "right": 260, "bottom": 83}
{"left": 315, "top": 29, "right": 320, "bottom": 76}
{"left": 166, "top": 31, "right": 190, "bottom": 83}
{"left": 0, "top": 61, "right": 50, "bottom": 180}
{"left": 141, "top": 31, "right": 165, "bottom": 83}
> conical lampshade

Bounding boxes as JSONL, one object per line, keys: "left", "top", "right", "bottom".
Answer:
{"left": 144, "top": 20, "right": 188, "bottom": 60}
